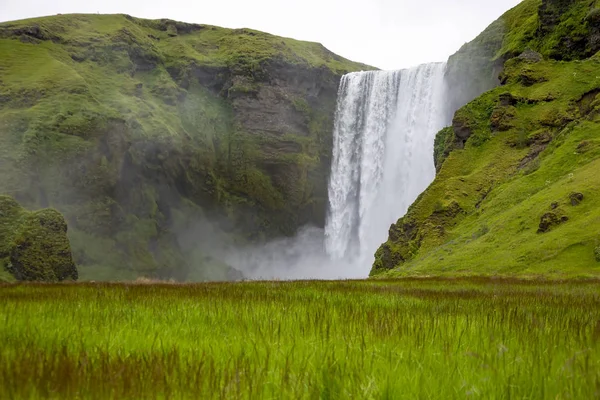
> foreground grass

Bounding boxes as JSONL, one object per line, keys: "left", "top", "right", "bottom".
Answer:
{"left": 0, "top": 279, "right": 599, "bottom": 399}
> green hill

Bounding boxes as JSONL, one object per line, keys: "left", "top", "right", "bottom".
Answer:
{"left": 0, "top": 14, "right": 373, "bottom": 281}
{"left": 373, "top": 0, "right": 600, "bottom": 278}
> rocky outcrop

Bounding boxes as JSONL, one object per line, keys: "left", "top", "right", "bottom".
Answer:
{"left": 569, "top": 192, "right": 584, "bottom": 206}
{"left": 537, "top": 211, "right": 568, "bottom": 233}
{"left": 0, "top": 196, "right": 77, "bottom": 281}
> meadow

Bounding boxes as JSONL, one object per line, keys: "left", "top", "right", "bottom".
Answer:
{"left": 0, "top": 278, "right": 599, "bottom": 399}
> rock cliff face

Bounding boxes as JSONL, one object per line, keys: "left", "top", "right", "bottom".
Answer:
{"left": 373, "top": 0, "right": 600, "bottom": 278}
{"left": 0, "top": 14, "right": 373, "bottom": 280}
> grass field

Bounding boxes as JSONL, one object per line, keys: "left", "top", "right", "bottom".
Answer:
{"left": 1, "top": 278, "right": 599, "bottom": 399}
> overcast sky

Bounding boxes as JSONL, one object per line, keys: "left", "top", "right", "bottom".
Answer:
{"left": 1, "top": 0, "right": 522, "bottom": 69}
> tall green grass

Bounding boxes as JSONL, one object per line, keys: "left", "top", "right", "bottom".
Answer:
{"left": 1, "top": 278, "right": 599, "bottom": 398}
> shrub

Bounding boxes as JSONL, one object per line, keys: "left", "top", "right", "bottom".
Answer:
{"left": 595, "top": 246, "right": 600, "bottom": 262}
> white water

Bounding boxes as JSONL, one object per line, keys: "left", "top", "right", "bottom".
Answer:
{"left": 324, "top": 63, "right": 449, "bottom": 271}
{"left": 224, "top": 63, "right": 449, "bottom": 280}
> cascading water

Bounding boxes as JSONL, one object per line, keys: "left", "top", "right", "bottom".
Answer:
{"left": 325, "top": 63, "right": 449, "bottom": 269}
{"left": 224, "top": 63, "right": 450, "bottom": 280}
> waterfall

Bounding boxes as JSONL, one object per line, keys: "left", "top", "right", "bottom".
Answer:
{"left": 325, "top": 63, "right": 449, "bottom": 268}
{"left": 223, "top": 63, "right": 450, "bottom": 280}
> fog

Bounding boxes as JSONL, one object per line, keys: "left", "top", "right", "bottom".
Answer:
{"left": 220, "top": 227, "right": 366, "bottom": 280}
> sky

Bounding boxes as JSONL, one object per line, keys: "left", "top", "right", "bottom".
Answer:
{"left": 1, "top": 0, "right": 523, "bottom": 70}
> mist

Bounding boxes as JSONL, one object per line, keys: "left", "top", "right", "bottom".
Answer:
{"left": 219, "top": 226, "right": 366, "bottom": 280}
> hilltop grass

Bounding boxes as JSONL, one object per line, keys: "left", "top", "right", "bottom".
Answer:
{"left": 1, "top": 278, "right": 599, "bottom": 399}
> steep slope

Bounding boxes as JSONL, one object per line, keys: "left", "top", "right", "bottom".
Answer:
{"left": 0, "top": 14, "right": 373, "bottom": 280}
{"left": 373, "top": 0, "right": 600, "bottom": 278}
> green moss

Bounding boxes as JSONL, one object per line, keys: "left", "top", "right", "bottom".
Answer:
{"left": 433, "top": 127, "right": 455, "bottom": 171}
{"left": 0, "top": 195, "right": 77, "bottom": 281}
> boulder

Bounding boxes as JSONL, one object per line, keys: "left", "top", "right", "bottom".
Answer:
{"left": 569, "top": 192, "right": 584, "bottom": 206}
{"left": 537, "top": 211, "right": 569, "bottom": 233}
{"left": 0, "top": 196, "right": 77, "bottom": 281}
{"left": 517, "top": 49, "right": 543, "bottom": 63}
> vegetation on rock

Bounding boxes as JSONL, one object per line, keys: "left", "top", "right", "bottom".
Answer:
{"left": 373, "top": 0, "right": 600, "bottom": 277}
{"left": 0, "top": 195, "right": 77, "bottom": 281}
{"left": 0, "top": 14, "right": 373, "bottom": 280}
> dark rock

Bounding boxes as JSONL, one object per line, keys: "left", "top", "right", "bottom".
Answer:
{"left": 577, "top": 89, "right": 600, "bottom": 118}
{"left": 526, "top": 131, "right": 553, "bottom": 147}
{"left": 519, "top": 132, "right": 553, "bottom": 169}
{"left": 371, "top": 202, "right": 464, "bottom": 274}
{"left": 490, "top": 105, "right": 516, "bottom": 132}
{"left": 577, "top": 140, "right": 592, "bottom": 153}
{"left": 70, "top": 53, "right": 86, "bottom": 62}
{"left": 520, "top": 69, "right": 548, "bottom": 87}
{"left": 372, "top": 242, "right": 407, "bottom": 273}
{"left": 569, "top": 192, "right": 584, "bottom": 206}
{"left": 19, "top": 34, "right": 40, "bottom": 44}
{"left": 551, "top": 202, "right": 559, "bottom": 209}
{"left": 452, "top": 114, "right": 472, "bottom": 142}
{"left": 499, "top": 92, "right": 519, "bottom": 107}
{"left": 537, "top": 211, "right": 568, "bottom": 233}
{"left": 517, "top": 49, "right": 543, "bottom": 63}
{"left": 134, "top": 83, "right": 143, "bottom": 97}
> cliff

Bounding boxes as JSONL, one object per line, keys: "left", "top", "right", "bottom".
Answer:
{"left": 373, "top": 0, "right": 600, "bottom": 278}
{"left": 0, "top": 14, "right": 374, "bottom": 280}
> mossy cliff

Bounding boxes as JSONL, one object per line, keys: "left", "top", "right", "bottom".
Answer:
{"left": 0, "top": 195, "right": 77, "bottom": 282}
{"left": 373, "top": 0, "right": 600, "bottom": 278}
{"left": 0, "top": 14, "right": 373, "bottom": 280}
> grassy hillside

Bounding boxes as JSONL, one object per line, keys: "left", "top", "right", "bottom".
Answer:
{"left": 0, "top": 14, "right": 372, "bottom": 281}
{"left": 1, "top": 279, "right": 599, "bottom": 398}
{"left": 373, "top": 0, "right": 600, "bottom": 278}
